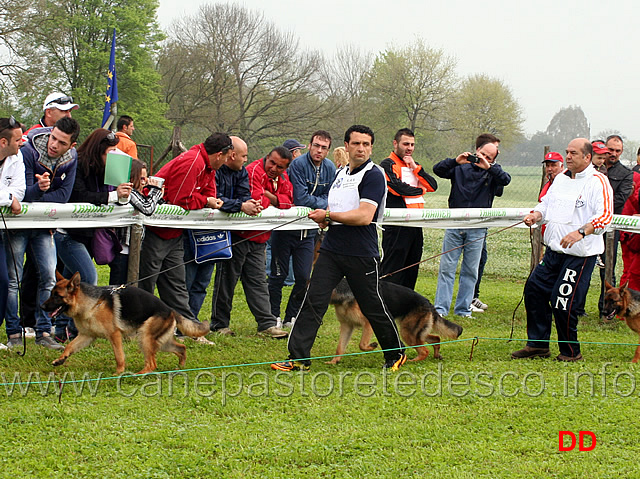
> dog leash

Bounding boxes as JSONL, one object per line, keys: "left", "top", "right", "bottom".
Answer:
{"left": 378, "top": 220, "right": 524, "bottom": 281}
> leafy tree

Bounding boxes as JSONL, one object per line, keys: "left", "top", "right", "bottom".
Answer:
{"left": 545, "top": 105, "right": 590, "bottom": 152}
{"left": 448, "top": 74, "right": 524, "bottom": 152}
{"left": 6, "top": 0, "right": 166, "bottom": 130}
{"left": 365, "top": 39, "right": 457, "bottom": 136}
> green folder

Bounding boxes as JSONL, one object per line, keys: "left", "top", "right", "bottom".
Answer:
{"left": 104, "top": 152, "right": 132, "bottom": 186}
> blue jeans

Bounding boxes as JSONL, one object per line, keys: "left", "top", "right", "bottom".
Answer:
{"left": 435, "top": 228, "right": 487, "bottom": 316}
{"left": 54, "top": 231, "right": 98, "bottom": 339}
{"left": 184, "top": 235, "right": 216, "bottom": 319}
{"left": 54, "top": 232, "right": 98, "bottom": 285}
{"left": 4, "top": 229, "right": 57, "bottom": 336}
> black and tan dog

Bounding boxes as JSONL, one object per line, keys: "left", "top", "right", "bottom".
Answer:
{"left": 603, "top": 281, "right": 640, "bottom": 363}
{"left": 41, "top": 272, "right": 210, "bottom": 374}
{"left": 327, "top": 279, "right": 463, "bottom": 364}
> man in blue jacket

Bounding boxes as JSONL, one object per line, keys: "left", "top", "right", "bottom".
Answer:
{"left": 184, "top": 136, "right": 262, "bottom": 322}
{"left": 268, "top": 130, "right": 336, "bottom": 327}
{"left": 5, "top": 117, "right": 79, "bottom": 350}
{"left": 432, "top": 134, "right": 511, "bottom": 318}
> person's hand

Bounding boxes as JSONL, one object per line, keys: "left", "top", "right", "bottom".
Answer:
{"left": 241, "top": 199, "right": 262, "bottom": 216}
{"left": 523, "top": 212, "right": 541, "bottom": 227}
{"left": 116, "top": 182, "right": 133, "bottom": 201}
{"left": 10, "top": 196, "right": 21, "bottom": 215}
{"left": 475, "top": 155, "right": 491, "bottom": 170}
{"left": 207, "top": 197, "right": 224, "bottom": 209}
{"left": 560, "top": 231, "right": 583, "bottom": 249}
{"left": 35, "top": 172, "right": 50, "bottom": 191}
{"left": 403, "top": 155, "right": 417, "bottom": 169}
{"left": 309, "top": 208, "right": 329, "bottom": 228}
{"left": 455, "top": 152, "right": 472, "bottom": 164}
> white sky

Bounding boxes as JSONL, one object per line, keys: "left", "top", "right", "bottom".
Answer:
{"left": 157, "top": 0, "right": 640, "bottom": 141}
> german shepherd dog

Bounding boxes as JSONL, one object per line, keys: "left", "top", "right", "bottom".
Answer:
{"left": 327, "top": 279, "right": 463, "bottom": 364}
{"left": 603, "top": 281, "right": 640, "bottom": 363}
{"left": 41, "top": 272, "right": 210, "bottom": 374}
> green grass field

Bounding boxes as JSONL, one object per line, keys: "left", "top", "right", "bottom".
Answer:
{"left": 1, "top": 167, "right": 634, "bottom": 478}
{"left": 1, "top": 229, "right": 638, "bottom": 478}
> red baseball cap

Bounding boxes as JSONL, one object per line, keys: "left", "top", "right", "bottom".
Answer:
{"left": 592, "top": 141, "right": 609, "bottom": 155}
{"left": 543, "top": 152, "right": 563, "bottom": 163}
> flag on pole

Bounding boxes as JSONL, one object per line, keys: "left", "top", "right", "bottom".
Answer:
{"left": 101, "top": 28, "right": 118, "bottom": 128}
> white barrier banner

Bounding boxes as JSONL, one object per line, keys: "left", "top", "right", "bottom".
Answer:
{"left": 0, "top": 203, "right": 638, "bottom": 233}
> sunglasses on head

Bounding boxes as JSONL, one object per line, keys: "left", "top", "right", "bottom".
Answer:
{"left": 101, "top": 130, "right": 119, "bottom": 145}
{"left": 46, "top": 95, "right": 74, "bottom": 106}
{"left": 0, "top": 116, "right": 18, "bottom": 134}
{"left": 221, "top": 143, "right": 234, "bottom": 153}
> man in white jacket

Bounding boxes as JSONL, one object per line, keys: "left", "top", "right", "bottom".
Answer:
{"left": 0, "top": 117, "right": 26, "bottom": 349}
{"left": 512, "top": 138, "right": 613, "bottom": 361}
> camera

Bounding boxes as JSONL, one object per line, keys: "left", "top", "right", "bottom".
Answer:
{"left": 467, "top": 154, "right": 480, "bottom": 164}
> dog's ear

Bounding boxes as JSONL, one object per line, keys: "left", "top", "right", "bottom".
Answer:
{"left": 56, "top": 270, "right": 65, "bottom": 282}
{"left": 69, "top": 272, "right": 82, "bottom": 289}
{"left": 605, "top": 281, "right": 614, "bottom": 291}
{"left": 620, "top": 281, "right": 629, "bottom": 293}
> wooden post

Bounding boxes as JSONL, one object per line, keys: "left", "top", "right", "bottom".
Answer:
{"left": 530, "top": 146, "right": 550, "bottom": 271}
{"left": 127, "top": 223, "right": 144, "bottom": 287}
{"left": 604, "top": 231, "right": 615, "bottom": 285}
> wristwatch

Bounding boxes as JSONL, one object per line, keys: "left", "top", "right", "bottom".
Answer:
{"left": 325, "top": 210, "right": 331, "bottom": 222}
{"left": 578, "top": 228, "right": 586, "bottom": 237}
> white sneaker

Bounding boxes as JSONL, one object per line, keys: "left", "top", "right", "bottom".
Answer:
{"left": 470, "top": 304, "right": 485, "bottom": 313}
{"left": 24, "top": 327, "right": 36, "bottom": 338}
{"left": 0, "top": 343, "right": 8, "bottom": 350}
{"left": 275, "top": 317, "right": 283, "bottom": 329}
{"left": 190, "top": 336, "right": 215, "bottom": 346}
{"left": 471, "top": 298, "right": 488, "bottom": 310}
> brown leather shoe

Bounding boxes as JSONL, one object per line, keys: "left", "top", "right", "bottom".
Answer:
{"left": 511, "top": 345, "right": 550, "bottom": 359}
{"left": 555, "top": 353, "right": 583, "bottom": 362}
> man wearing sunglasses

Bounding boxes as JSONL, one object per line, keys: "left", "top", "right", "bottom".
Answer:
{"left": 5, "top": 117, "right": 79, "bottom": 350}
{"left": 138, "top": 133, "right": 231, "bottom": 344}
{"left": 26, "top": 92, "right": 79, "bottom": 135}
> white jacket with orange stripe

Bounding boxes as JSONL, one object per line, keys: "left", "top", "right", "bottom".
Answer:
{"left": 535, "top": 164, "right": 613, "bottom": 257}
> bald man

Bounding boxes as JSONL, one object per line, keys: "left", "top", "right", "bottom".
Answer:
{"left": 513, "top": 138, "right": 613, "bottom": 361}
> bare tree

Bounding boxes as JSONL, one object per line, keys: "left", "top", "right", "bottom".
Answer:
{"left": 321, "top": 44, "right": 374, "bottom": 129}
{"left": 159, "top": 3, "right": 327, "bottom": 144}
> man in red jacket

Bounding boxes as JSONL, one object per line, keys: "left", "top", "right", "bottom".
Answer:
{"left": 211, "top": 146, "right": 293, "bottom": 338}
{"left": 138, "top": 133, "right": 231, "bottom": 340}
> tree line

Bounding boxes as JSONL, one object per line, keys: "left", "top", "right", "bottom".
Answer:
{"left": 1, "top": 1, "right": 622, "bottom": 166}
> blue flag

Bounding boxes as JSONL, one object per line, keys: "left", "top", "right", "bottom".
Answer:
{"left": 101, "top": 28, "right": 118, "bottom": 128}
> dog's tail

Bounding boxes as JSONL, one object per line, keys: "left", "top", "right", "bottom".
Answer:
{"left": 432, "top": 314, "right": 464, "bottom": 339}
{"left": 175, "top": 314, "right": 210, "bottom": 337}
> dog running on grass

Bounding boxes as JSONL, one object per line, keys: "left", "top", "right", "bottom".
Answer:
{"left": 602, "top": 281, "right": 640, "bottom": 363}
{"left": 41, "top": 272, "right": 210, "bottom": 374}
{"left": 327, "top": 279, "right": 463, "bottom": 364}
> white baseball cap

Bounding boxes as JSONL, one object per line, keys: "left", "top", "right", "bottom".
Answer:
{"left": 43, "top": 92, "right": 79, "bottom": 112}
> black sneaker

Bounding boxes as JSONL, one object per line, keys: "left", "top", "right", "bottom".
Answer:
{"left": 270, "top": 360, "right": 310, "bottom": 372}
{"left": 382, "top": 353, "right": 407, "bottom": 371}
{"left": 35, "top": 335, "right": 65, "bottom": 351}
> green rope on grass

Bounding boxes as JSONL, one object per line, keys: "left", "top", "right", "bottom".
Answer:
{"left": 1, "top": 335, "right": 639, "bottom": 387}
